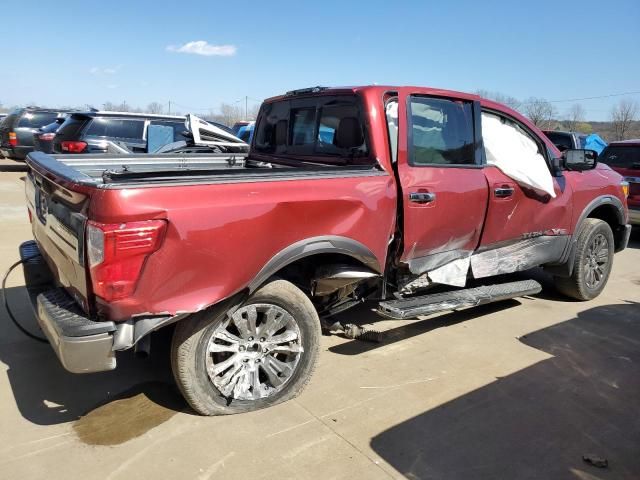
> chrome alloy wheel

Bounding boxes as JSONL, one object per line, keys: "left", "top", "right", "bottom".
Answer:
{"left": 205, "top": 304, "right": 304, "bottom": 400}
{"left": 584, "top": 233, "right": 609, "bottom": 289}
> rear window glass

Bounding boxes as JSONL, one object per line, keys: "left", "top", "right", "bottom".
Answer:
{"left": 40, "top": 121, "right": 62, "bottom": 133}
{"left": 86, "top": 118, "right": 145, "bottom": 139}
{"left": 56, "top": 116, "right": 90, "bottom": 140}
{"left": 599, "top": 146, "right": 640, "bottom": 169}
{"left": 254, "top": 95, "right": 369, "bottom": 162}
{"left": 291, "top": 108, "right": 316, "bottom": 145}
{"left": 544, "top": 132, "right": 573, "bottom": 151}
{"left": 17, "top": 112, "right": 59, "bottom": 128}
{"left": 150, "top": 120, "right": 187, "bottom": 142}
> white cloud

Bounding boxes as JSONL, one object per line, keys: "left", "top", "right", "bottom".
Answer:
{"left": 166, "top": 41, "right": 236, "bottom": 57}
{"left": 90, "top": 64, "right": 123, "bottom": 75}
{"left": 106, "top": 84, "right": 119, "bottom": 89}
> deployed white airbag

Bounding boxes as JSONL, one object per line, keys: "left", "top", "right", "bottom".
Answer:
{"left": 482, "top": 113, "right": 556, "bottom": 198}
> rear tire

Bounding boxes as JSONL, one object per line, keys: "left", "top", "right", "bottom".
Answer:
{"left": 171, "top": 279, "right": 321, "bottom": 416}
{"left": 554, "top": 219, "right": 614, "bottom": 301}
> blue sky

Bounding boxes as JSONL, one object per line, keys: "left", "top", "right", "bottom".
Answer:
{"left": 1, "top": 0, "right": 638, "bottom": 120}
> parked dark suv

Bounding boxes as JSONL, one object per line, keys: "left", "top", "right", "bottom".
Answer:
{"left": 0, "top": 108, "right": 69, "bottom": 160}
{"left": 52, "top": 111, "right": 190, "bottom": 154}
{"left": 598, "top": 140, "right": 640, "bottom": 225}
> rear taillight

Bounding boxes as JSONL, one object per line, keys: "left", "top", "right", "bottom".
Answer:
{"left": 86, "top": 220, "right": 167, "bottom": 302}
{"left": 60, "top": 141, "right": 87, "bottom": 153}
{"left": 39, "top": 133, "right": 56, "bottom": 141}
{"left": 9, "top": 132, "right": 17, "bottom": 147}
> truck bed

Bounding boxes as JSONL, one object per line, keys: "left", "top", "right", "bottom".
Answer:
{"left": 24, "top": 150, "right": 395, "bottom": 321}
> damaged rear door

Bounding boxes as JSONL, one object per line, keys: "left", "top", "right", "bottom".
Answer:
{"left": 397, "top": 94, "right": 488, "bottom": 280}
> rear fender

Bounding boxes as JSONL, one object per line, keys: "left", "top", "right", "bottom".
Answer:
{"left": 247, "top": 235, "right": 382, "bottom": 292}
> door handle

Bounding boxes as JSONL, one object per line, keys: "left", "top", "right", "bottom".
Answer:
{"left": 494, "top": 187, "right": 515, "bottom": 198}
{"left": 409, "top": 192, "right": 436, "bottom": 203}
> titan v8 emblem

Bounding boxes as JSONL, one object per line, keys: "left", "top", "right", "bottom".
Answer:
{"left": 522, "top": 228, "right": 568, "bottom": 239}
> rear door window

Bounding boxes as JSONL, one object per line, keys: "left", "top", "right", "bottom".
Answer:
{"left": 17, "top": 112, "right": 59, "bottom": 128}
{"left": 408, "top": 97, "right": 475, "bottom": 165}
{"left": 86, "top": 118, "right": 145, "bottom": 139}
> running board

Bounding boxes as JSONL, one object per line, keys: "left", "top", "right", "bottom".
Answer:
{"left": 377, "top": 280, "right": 542, "bottom": 320}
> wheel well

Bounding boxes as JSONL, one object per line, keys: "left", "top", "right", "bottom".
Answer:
{"left": 586, "top": 204, "right": 626, "bottom": 250}
{"left": 271, "top": 253, "right": 374, "bottom": 295}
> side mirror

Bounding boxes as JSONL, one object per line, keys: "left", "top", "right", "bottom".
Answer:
{"left": 563, "top": 149, "right": 598, "bottom": 171}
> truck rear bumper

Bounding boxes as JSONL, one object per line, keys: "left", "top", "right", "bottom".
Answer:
{"left": 20, "top": 241, "right": 117, "bottom": 373}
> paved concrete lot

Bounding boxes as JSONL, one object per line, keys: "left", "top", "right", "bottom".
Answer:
{"left": 0, "top": 168, "right": 639, "bottom": 479}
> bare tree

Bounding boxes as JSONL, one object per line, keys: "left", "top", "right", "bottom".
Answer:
{"left": 523, "top": 97, "right": 557, "bottom": 129}
{"left": 475, "top": 90, "right": 521, "bottom": 111}
{"left": 204, "top": 103, "right": 245, "bottom": 127}
{"left": 565, "top": 103, "right": 585, "bottom": 131}
{"left": 146, "top": 102, "right": 164, "bottom": 114}
{"left": 610, "top": 98, "right": 638, "bottom": 141}
{"left": 102, "top": 101, "right": 119, "bottom": 111}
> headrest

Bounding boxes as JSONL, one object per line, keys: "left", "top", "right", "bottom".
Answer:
{"left": 335, "top": 117, "right": 364, "bottom": 149}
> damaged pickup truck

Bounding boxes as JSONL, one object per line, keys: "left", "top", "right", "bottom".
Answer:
{"left": 20, "top": 86, "right": 631, "bottom": 415}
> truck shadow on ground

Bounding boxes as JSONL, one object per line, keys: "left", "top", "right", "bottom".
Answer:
{"left": 370, "top": 301, "right": 640, "bottom": 480}
{"left": 0, "top": 286, "right": 186, "bottom": 430}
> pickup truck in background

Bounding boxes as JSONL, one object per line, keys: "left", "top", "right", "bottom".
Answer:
{"left": 598, "top": 139, "right": 640, "bottom": 225}
{"left": 543, "top": 129, "right": 608, "bottom": 155}
{"left": 21, "top": 86, "right": 631, "bottom": 415}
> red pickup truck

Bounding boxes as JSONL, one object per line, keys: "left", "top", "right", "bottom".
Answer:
{"left": 21, "top": 86, "right": 631, "bottom": 415}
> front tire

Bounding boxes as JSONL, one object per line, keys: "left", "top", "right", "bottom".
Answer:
{"left": 171, "top": 279, "right": 321, "bottom": 416}
{"left": 554, "top": 219, "right": 615, "bottom": 301}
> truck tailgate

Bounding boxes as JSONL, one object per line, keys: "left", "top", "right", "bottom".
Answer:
{"left": 25, "top": 169, "right": 92, "bottom": 313}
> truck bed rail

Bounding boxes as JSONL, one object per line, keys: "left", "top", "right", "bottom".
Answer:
{"left": 26, "top": 151, "right": 248, "bottom": 186}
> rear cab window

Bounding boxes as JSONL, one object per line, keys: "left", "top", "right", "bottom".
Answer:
{"left": 254, "top": 94, "right": 370, "bottom": 165}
